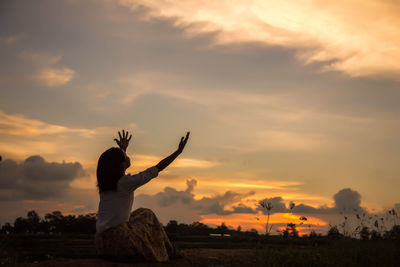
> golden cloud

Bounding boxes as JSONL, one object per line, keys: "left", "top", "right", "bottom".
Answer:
{"left": 0, "top": 110, "right": 95, "bottom": 138}
{"left": 34, "top": 67, "right": 76, "bottom": 87}
{"left": 120, "top": 0, "right": 400, "bottom": 78}
{"left": 195, "top": 179, "right": 303, "bottom": 190}
{"left": 17, "top": 51, "right": 76, "bottom": 87}
{"left": 254, "top": 130, "right": 328, "bottom": 151}
{"left": 0, "top": 110, "right": 121, "bottom": 161}
{"left": 1, "top": 35, "right": 23, "bottom": 46}
{"left": 129, "top": 154, "right": 218, "bottom": 169}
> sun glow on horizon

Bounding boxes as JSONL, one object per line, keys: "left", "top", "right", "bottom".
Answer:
{"left": 200, "top": 212, "right": 328, "bottom": 234}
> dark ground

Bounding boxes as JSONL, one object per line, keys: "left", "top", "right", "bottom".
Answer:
{"left": 1, "top": 234, "right": 400, "bottom": 266}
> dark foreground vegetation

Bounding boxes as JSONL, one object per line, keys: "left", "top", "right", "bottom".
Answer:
{"left": 1, "top": 233, "right": 400, "bottom": 266}
{"left": 1, "top": 210, "right": 400, "bottom": 266}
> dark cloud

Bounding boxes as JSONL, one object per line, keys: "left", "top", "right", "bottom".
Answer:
{"left": 230, "top": 203, "right": 255, "bottom": 214}
{"left": 136, "top": 178, "right": 255, "bottom": 217}
{"left": 0, "top": 155, "right": 86, "bottom": 200}
{"left": 257, "top": 197, "right": 287, "bottom": 213}
{"left": 153, "top": 179, "right": 196, "bottom": 207}
{"left": 156, "top": 186, "right": 192, "bottom": 207}
{"left": 194, "top": 190, "right": 255, "bottom": 215}
{"left": 137, "top": 178, "right": 367, "bottom": 218}
{"left": 257, "top": 188, "right": 364, "bottom": 215}
{"left": 333, "top": 188, "right": 362, "bottom": 212}
{"left": 186, "top": 179, "right": 197, "bottom": 193}
{"left": 291, "top": 204, "right": 330, "bottom": 214}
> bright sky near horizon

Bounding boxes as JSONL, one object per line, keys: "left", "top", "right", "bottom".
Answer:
{"left": 1, "top": 0, "right": 400, "bottom": 234}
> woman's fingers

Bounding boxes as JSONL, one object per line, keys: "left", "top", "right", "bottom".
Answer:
{"left": 116, "top": 130, "right": 133, "bottom": 143}
{"left": 184, "top": 132, "right": 190, "bottom": 147}
{"left": 180, "top": 132, "right": 190, "bottom": 144}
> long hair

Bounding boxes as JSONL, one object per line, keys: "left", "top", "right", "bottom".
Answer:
{"left": 96, "top": 147, "right": 126, "bottom": 193}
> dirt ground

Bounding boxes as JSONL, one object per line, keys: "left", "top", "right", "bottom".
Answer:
{"left": 30, "top": 249, "right": 257, "bottom": 267}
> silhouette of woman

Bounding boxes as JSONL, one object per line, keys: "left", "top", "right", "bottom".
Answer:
{"left": 94, "top": 130, "right": 190, "bottom": 262}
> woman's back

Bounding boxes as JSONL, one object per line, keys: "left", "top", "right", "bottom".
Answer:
{"left": 96, "top": 166, "right": 158, "bottom": 233}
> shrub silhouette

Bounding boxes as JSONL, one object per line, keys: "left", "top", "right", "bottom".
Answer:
{"left": 360, "top": 226, "right": 370, "bottom": 240}
{"left": 327, "top": 225, "right": 343, "bottom": 240}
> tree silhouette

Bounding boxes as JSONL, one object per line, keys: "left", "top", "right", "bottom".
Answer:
{"left": 27, "top": 210, "right": 41, "bottom": 234}
{"left": 165, "top": 220, "right": 179, "bottom": 233}
{"left": 282, "top": 223, "right": 299, "bottom": 239}
{"left": 216, "top": 222, "right": 228, "bottom": 235}
{"left": 14, "top": 217, "right": 29, "bottom": 234}
{"left": 0, "top": 222, "right": 13, "bottom": 234}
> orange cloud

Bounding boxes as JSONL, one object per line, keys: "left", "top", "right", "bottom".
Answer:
{"left": 121, "top": 0, "right": 400, "bottom": 78}
{"left": 0, "top": 110, "right": 94, "bottom": 138}
{"left": 18, "top": 51, "right": 76, "bottom": 87}
{"left": 34, "top": 67, "right": 76, "bottom": 87}
{"left": 192, "top": 180, "right": 302, "bottom": 191}
{"left": 0, "top": 109, "right": 125, "bottom": 161}
{"left": 129, "top": 154, "right": 218, "bottom": 169}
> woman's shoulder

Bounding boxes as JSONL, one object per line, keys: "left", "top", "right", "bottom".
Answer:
{"left": 116, "top": 174, "right": 136, "bottom": 193}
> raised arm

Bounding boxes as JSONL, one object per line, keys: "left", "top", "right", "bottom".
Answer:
{"left": 114, "top": 130, "right": 132, "bottom": 152}
{"left": 156, "top": 132, "right": 190, "bottom": 172}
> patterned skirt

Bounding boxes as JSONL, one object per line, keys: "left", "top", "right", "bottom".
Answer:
{"left": 94, "top": 208, "right": 175, "bottom": 262}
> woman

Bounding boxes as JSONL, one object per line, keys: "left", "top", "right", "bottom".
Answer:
{"left": 95, "top": 130, "right": 190, "bottom": 262}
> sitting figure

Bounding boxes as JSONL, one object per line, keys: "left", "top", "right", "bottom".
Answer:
{"left": 95, "top": 130, "right": 190, "bottom": 262}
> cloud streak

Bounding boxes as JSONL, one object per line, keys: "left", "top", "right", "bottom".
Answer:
{"left": 0, "top": 110, "right": 95, "bottom": 138}
{"left": 120, "top": 0, "right": 400, "bottom": 78}
{"left": 18, "top": 51, "right": 76, "bottom": 87}
{"left": 131, "top": 154, "right": 219, "bottom": 169}
{"left": 0, "top": 109, "right": 134, "bottom": 162}
{"left": 33, "top": 67, "right": 76, "bottom": 87}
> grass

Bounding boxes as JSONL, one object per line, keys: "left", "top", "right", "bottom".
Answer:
{"left": 1, "top": 234, "right": 399, "bottom": 266}
{"left": 256, "top": 239, "right": 400, "bottom": 267}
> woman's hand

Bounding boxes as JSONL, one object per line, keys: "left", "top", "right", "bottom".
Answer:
{"left": 177, "top": 132, "right": 190, "bottom": 154}
{"left": 114, "top": 130, "right": 132, "bottom": 152}
{"left": 156, "top": 131, "right": 190, "bottom": 172}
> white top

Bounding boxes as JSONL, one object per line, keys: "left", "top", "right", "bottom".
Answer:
{"left": 96, "top": 166, "right": 159, "bottom": 233}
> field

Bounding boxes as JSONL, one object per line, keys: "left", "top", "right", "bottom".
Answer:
{"left": 1, "top": 234, "right": 400, "bottom": 266}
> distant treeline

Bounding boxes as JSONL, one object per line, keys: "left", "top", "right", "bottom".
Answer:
{"left": 0, "top": 210, "right": 96, "bottom": 235}
{"left": 0, "top": 210, "right": 259, "bottom": 237}
{"left": 1, "top": 210, "right": 399, "bottom": 241}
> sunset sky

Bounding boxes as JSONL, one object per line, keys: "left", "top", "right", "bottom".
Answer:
{"left": 1, "top": 0, "right": 400, "bottom": 234}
